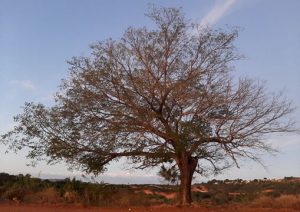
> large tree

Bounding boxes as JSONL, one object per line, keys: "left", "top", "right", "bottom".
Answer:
{"left": 2, "top": 7, "right": 295, "bottom": 205}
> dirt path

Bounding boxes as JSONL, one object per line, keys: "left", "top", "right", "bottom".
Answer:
{"left": 0, "top": 204, "right": 298, "bottom": 212}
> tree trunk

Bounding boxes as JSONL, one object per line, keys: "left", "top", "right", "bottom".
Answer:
{"left": 176, "top": 153, "right": 198, "bottom": 205}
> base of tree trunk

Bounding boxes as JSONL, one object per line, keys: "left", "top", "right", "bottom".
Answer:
{"left": 177, "top": 154, "right": 198, "bottom": 205}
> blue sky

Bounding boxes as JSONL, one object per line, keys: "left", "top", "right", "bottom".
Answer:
{"left": 0, "top": 0, "right": 299, "bottom": 183}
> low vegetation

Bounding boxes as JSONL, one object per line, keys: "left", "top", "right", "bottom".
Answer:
{"left": 0, "top": 172, "right": 299, "bottom": 210}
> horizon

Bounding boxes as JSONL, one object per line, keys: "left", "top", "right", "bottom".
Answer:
{"left": 0, "top": 0, "right": 299, "bottom": 184}
{"left": 1, "top": 170, "right": 299, "bottom": 185}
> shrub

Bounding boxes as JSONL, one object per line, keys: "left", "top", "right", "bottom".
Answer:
{"left": 2, "top": 186, "right": 27, "bottom": 201}
{"left": 252, "top": 195, "right": 300, "bottom": 210}
{"left": 24, "top": 187, "right": 62, "bottom": 203}
{"left": 212, "top": 192, "right": 229, "bottom": 204}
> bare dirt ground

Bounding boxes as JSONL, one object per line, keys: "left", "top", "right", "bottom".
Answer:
{"left": 0, "top": 204, "right": 298, "bottom": 212}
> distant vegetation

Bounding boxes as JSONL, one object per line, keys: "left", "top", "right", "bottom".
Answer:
{"left": 0, "top": 172, "right": 299, "bottom": 210}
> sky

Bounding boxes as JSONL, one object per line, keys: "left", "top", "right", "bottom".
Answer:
{"left": 0, "top": 0, "right": 299, "bottom": 184}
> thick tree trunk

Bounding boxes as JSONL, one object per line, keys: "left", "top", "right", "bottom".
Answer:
{"left": 176, "top": 153, "right": 198, "bottom": 205}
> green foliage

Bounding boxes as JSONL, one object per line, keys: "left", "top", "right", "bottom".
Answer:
{"left": 0, "top": 173, "right": 171, "bottom": 206}
{"left": 0, "top": 172, "right": 300, "bottom": 208}
{"left": 158, "top": 164, "right": 179, "bottom": 185}
{"left": 0, "top": 173, "right": 49, "bottom": 201}
{"left": 194, "top": 178, "right": 300, "bottom": 205}
{"left": 212, "top": 192, "right": 230, "bottom": 204}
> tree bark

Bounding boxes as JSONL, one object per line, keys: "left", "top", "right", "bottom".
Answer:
{"left": 176, "top": 153, "right": 198, "bottom": 205}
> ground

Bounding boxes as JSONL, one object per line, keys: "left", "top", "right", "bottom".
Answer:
{"left": 0, "top": 204, "right": 298, "bottom": 212}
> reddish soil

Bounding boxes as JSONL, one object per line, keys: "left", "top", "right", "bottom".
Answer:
{"left": 0, "top": 204, "right": 298, "bottom": 212}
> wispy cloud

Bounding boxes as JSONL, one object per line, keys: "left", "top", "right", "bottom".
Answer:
{"left": 199, "top": 0, "right": 237, "bottom": 27}
{"left": 10, "top": 80, "right": 36, "bottom": 91}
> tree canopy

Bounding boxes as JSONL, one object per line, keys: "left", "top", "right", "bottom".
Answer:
{"left": 2, "top": 7, "right": 295, "bottom": 204}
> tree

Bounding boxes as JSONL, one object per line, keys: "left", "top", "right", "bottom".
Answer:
{"left": 158, "top": 164, "right": 180, "bottom": 185}
{"left": 2, "top": 7, "right": 295, "bottom": 205}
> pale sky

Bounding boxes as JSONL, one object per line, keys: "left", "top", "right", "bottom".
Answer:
{"left": 0, "top": 0, "right": 299, "bottom": 183}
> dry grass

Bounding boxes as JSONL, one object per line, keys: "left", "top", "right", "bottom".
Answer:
{"left": 24, "top": 188, "right": 63, "bottom": 204}
{"left": 251, "top": 195, "right": 300, "bottom": 210}
{"left": 63, "top": 191, "right": 80, "bottom": 203}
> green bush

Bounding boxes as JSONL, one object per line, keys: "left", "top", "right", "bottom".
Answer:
{"left": 0, "top": 172, "right": 299, "bottom": 207}
{"left": 212, "top": 192, "right": 229, "bottom": 204}
{"left": 2, "top": 185, "right": 27, "bottom": 201}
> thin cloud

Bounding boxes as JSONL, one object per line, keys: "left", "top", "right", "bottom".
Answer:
{"left": 199, "top": 0, "right": 237, "bottom": 27}
{"left": 10, "top": 80, "right": 36, "bottom": 91}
